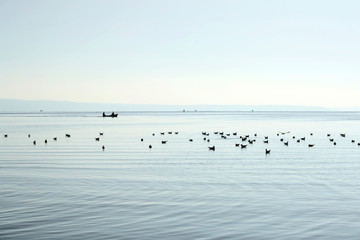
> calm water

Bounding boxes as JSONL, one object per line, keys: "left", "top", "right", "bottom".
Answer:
{"left": 1, "top": 111, "right": 360, "bottom": 240}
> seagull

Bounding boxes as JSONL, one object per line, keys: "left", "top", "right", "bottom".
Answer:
{"left": 208, "top": 146, "right": 215, "bottom": 151}
{"left": 279, "top": 131, "right": 291, "bottom": 135}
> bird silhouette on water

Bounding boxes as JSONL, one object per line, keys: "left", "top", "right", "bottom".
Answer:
{"left": 208, "top": 146, "right": 215, "bottom": 151}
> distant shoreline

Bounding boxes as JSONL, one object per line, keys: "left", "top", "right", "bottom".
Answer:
{"left": 0, "top": 98, "right": 359, "bottom": 112}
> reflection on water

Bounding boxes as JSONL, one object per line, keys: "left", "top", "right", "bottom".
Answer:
{"left": 1, "top": 111, "right": 360, "bottom": 239}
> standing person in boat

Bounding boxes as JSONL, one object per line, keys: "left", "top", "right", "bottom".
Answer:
{"left": 111, "top": 112, "right": 115, "bottom": 117}
{"left": 102, "top": 112, "right": 106, "bottom": 117}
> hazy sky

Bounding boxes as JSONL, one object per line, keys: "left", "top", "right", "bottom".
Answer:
{"left": 1, "top": 0, "right": 360, "bottom": 107}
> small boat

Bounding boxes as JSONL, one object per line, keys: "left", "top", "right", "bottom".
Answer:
{"left": 102, "top": 112, "right": 118, "bottom": 118}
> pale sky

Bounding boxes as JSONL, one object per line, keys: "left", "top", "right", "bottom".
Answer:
{"left": 1, "top": 0, "right": 360, "bottom": 108}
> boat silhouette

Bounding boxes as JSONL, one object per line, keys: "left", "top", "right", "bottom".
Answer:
{"left": 102, "top": 112, "right": 118, "bottom": 118}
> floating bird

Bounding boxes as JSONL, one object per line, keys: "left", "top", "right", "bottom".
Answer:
{"left": 141, "top": 138, "right": 143, "bottom": 142}
{"left": 99, "top": 132, "right": 104, "bottom": 136}
{"left": 301, "top": 137, "right": 305, "bottom": 141}
{"left": 263, "top": 140, "right": 269, "bottom": 144}
{"left": 161, "top": 141, "right": 167, "bottom": 144}
{"left": 296, "top": 139, "right": 300, "bottom": 143}
{"left": 160, "top": 132, "right": 165, "bottom": 135}
{"left": 264, "top": 136, "right": 268, "bottom": 139}
{"left": 149, "top": 145, "right": 152, "bottom": 149}
{"left": 265, "top": 149, "right": 271, "bottom": 154}
{"left": 221, "top": 136, "right": 227, "bottom": 139}
{"left": 340, "top": 133, "right": 346, "bottom": 137}
{"left": 241, "top": 144, "right": 247, "bottom": 149}
{"left": 189, "top": 139, "right": 193, "bottom": 142}
{"left": 102, "top": 145, "right": 105, "bottom": 151}
{"left": 327, "top": 134, "right": 331, "bottom": 137}
{"left": 310, "top": 133, "right": 313, "bottom": 136}
{"left": 284, "top": 141, "right": 289, "bottom": 146}
{"left": 33, "top": 140, "right": 36, "bottom": 145}
{"left": 175, "top": 132, "right": 179, "bottom": 135}
{"left": 235, "top": 143, "right": 240, "bottom": 147}
{"left": 292, "top": 136, "right": 296, "bottom": 139}
{"left": 334, "top": 142, "right": 337, "bottom": 145}
{"left": 53, "top": 137, "right": 57, "bottom": 141}
{"left": 279, "top": 131, "right": 291, "bottom": 135}
{"left": 329, "top": 138, "right": 334, "bottom": 142}
{"left": 280, "top": 138, "right": 284, "bottom": 142}
{"left": 4, "top": 134, "right": 8, "bottom": 138}
{"left": 358, "top": 143, "right": 360, "bottom": 146}
{"left": 308, "top": 144, "right": 315, "bottom": 147}
{"left": 207, "top": 139, "right": 210, "bottom": 142}
{"left": 28, "top": 134, "right": 31, "bottom": 138}
{"left": 95, "top": 137, "right": 100, "bottom": 141}
{"left": 152, "top": 133, "right": 155, "bottom": 136}
{"left": 351, "top": 140, "right": 355, "bottom": 143}
{"left": 254, "top": 133, "right": 257, "bottom": 137}
{"left": 208, "top": 146, "right": 215, "bottom": 151}
{"left": 233, "top": 132, "right": 237, "bottom": 136}
{"left": 45, "top": 139, "right": 47, "bottom": 144}
{"left": 65, "top": 134, "right": 71, "bottom": 138}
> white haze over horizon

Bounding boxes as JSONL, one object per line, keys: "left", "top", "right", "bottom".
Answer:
{"left": 1, "top": 0, "right": 360, "bottom": 108}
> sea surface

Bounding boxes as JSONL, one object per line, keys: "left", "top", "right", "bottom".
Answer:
{"left": 1, "top": 111, "right": 360, "bottom": 240}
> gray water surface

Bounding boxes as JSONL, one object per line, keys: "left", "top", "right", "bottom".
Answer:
{"left": 1, "top": 111, "right": 360, "bottom": 239}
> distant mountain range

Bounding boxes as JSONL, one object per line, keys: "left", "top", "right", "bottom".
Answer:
{"left": 0, "top": 99, "right": 358, "bottom": 112}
